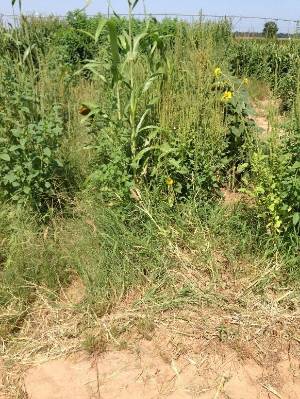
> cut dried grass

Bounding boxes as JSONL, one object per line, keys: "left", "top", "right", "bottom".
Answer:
{"left": 1, "top": 236, "right": 299, "bottom": 398}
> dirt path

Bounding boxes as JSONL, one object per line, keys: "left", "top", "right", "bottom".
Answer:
{"left": 252, "top": 100, "right": 271, "bottom": 139}
{"left": 1, "top": 288, "right": 299, "bottom": 398}
{"left": 252, "top": 98, "right": 286, "bottom": 141}
{"left": 21, "top": 339, "right": 299, "bottom": 399}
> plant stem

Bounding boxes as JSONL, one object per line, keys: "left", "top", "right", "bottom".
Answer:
{"left": 128, "top": 1, "right": 136, "bottom": 161}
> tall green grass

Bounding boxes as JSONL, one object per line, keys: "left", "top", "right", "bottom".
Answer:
{"left": 0, "top": 4, "right": 299, "bottom": 343}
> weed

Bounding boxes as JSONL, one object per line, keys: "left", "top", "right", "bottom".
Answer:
{"left": 82, "top": 331, "right": 108, "bottom": 354}
{"left": 136, "top": 316, "right": 155, "bottom": 340}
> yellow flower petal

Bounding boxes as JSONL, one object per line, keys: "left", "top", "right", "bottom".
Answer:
{"left": 166, "top": 177, "right": 174, "bottom": 186}
{"left": 214, "top": 67, "right": 222, "bottom": 78}
{"left": 221, "top": 90, "right": 233, "bottom": 102}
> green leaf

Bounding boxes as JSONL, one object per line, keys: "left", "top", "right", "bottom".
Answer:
{"left": 120, "top": 31, "right": 131, "bottom": 51}
{"left": 95, "top": 18, "right": 107, "bottom": 44}
{"left": 158, "top": 142, "right": 173, "bottom": 155}
{"left": 292, "top": 161, "right": 300, "bottom": 169}
{"left": 131, "top": 146, "right": 155, "bottom": 169}
{"left": 0, "top": 153, "right": 10, "bottom": 161}
{"left": 107, "top": 20, "right": 120, "bottom": 75}
{"left": 236, "top": 163, "right": 249, "bottom": 174}
{"left": 55, "top": 159, "right": 63, "bottom": 167}
{"left": 130, "top": 90, "right": 137, "bottom": 115}
{"left": 293, "top": 212, "right": 300, "bottom": 226}
{"left": 77, "top": 29, "right": 95, "bottom": 40}
{"left": 231, "top": 126, "right": 243, "bottom": 138}
{"left": 5, "top": 173, "right": 17, "bottom": 183}
{"left": 83, "top": 64, "right": 107, "bottom": 83}
{"left": 136, "top": 109, "right": 150, "bottom": 134}
{"left": 12, "top": 130, "right": 21, "bottom": 138}
{"left": 142, "top": 73, "right": 161, "bottom": 93}
{"left": 118, "top": 33, "right": 128, "bottom": 50}
{"left": 132, "top": 32, "right": 148, "bottom": 59}
{"left": 43, "top": 148, "right": 51, "bottom": 157}
{"left": 148, "top": 96, "right": 160, "bottom": 106}
{"left": 150, "top": 41, "right": 158, "bottom": 56}
{"left": 139, "top": 125, "right": 159, "bottom": 134}
{"left": 23, "top": 45, "right": 36, "bottom": 63}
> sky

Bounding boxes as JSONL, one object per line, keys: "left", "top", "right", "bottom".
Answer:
{"left": 1, "top": 0, "right": 300, "bottom": 33}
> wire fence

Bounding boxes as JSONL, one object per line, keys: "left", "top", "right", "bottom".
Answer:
{"left": 0, "top": 12, "right": 299, "bottom": 35}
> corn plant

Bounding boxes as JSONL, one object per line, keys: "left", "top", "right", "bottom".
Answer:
{"left": 81, "top": 0, "right": 169, "bottom": 190}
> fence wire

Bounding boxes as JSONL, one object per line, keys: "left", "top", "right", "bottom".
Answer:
{"left": 0, "top": 12, "right": 299, "bottom": 35}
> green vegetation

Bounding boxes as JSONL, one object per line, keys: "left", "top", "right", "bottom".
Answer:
{"left": 0, "top": 1, "right": 299, "bottom": 346}
{"left": 229, "top": 38, "right": 300, "bottom": 110}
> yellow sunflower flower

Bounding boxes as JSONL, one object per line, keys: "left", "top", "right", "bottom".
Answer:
{"left": 166, "top": 177, "right": 174, "bottom": 186}
{"left": 221, "top": 90, "right": 233, "bottom": 102}
{"left": 214, "top": 67, "right": 222, "bottom": 78}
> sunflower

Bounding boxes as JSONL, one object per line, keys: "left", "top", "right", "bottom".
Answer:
{"left": 166, "top": 177, "right": 174, "bottom": 186}
{"left": 214, "top": 67, "right": 222, "bottom": 78}
{"left": 221, "top": 90, "right": 233, "bottom": 102}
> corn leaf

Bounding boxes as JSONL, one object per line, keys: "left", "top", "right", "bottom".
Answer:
{"left": 107, "top": 20, "right": 120, "bottom": 67}
{"left": 131, "top": 146, "right": 155, "bottom": 169}
{"left": 95, "top": 18, "right": 107, "bottom": 44}
{"left": 136, "top": 109, "right": 150, "bottom": 134}
{"left": 138, "top": 125, "right": 159, "bottom": 133}
{"left": 77, "top": 29, "right": 95, "bottom": 40}
{"left": 142, "top": 73, "right": 161, "bottom": 93}
{"left": 132, "top": 32, "right": 148, "bottom": 58}
{"left": 83, "top": 64, "right": 107, "bottom": 83}
{"left": 23, "top": 44, "right": 36, "bottom": 63}
{"left": 118, "top": 33, "right": 129, "bottom": 50}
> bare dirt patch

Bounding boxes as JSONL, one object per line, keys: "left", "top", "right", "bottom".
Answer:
{"left": 22, "top": 337, "right": 300, "bottom": 399}
{"left": 252, "top": 100, "right": 272, "bottom": 137}
{"left": 251, "top": 98, "right": 285, "bottom": 141}
{"left": 1, "top": 298, "right": 299, "bottom": 399}
{"left": 221, "top": 188, "right": 244, "bottom": 206}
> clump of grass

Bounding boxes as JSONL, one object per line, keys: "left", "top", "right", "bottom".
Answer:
{"left": 136, "top": 316, "right": 156, "bottom": 340}
{"left": 82, "top": 331, "right": 108, "bottom": 354}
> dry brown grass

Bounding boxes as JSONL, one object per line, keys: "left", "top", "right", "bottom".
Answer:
{"left": 1, "top": 239, "right": 299, "bottom": 398}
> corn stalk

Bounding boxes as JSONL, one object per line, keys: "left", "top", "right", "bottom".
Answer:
{"left": 81, "top": 0, "right": 169, "bottom": 179}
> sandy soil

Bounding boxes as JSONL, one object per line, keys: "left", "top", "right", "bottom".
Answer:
{"left": 21, "top": 339, "right": 300, "bottom": 399}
